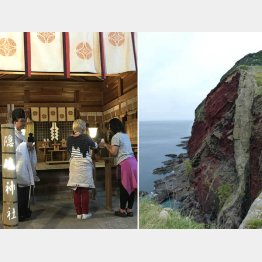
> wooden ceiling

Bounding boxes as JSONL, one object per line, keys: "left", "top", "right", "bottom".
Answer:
{"left": 0, "top": 71, "right": 134, "bottom": 83}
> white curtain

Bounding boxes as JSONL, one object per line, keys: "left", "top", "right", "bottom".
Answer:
{"left": 103, "top": 32, "right": 136, "bottom": 74}
{"left": 0, "top": 32, "right": 24, "bottom": 71}
{"left": 0, "top": 32, "right": 137, "bottom": 74}
{"left": 69, "top": 32, "right": 101, "bottom": 73}
{"left": 31, "top": 32, "right": 64, "bottom": 72}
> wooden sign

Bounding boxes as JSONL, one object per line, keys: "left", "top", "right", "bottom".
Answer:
{"left": 40, "top": 107, "right": 48, "bottom": 122}
{"left": 49, "top": 107, "right": 57, "bottom": 122}
{"left": 1, "top": 123, "right": 18, "bottom": 228}
{"left": 31, "top": 107, "right": 39, "bottom": 122}
{"left": 58, "top": 107, "right": 66, "bottom": 121}
{"left": 66, "top": 107, "right": 75, "bottom": 121}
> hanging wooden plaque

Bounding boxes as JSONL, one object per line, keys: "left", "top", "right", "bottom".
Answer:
{"left": 40, "top": 107, "right": 48, "bottom": 122}
{"left": 31, "top": 107, "right": 39, "bottom": 122}
{"left": 49, "top": 107, "right": 57, "bottom": 122}
{"left": 58, "top": 107, "right": 66, "bottom": 121}
{"left": 66, "top": 107, "right": 75, "bottom": 121}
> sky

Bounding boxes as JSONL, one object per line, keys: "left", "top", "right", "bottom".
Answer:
{"left": 138, "top": 32, "right": 262, "bottom": 121}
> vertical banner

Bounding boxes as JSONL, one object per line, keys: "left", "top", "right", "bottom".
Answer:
{"left": 69, "top": 32, "right": 100, "bottom": 73}
{"left": 58, "top": 107, "right": 66, "bottom": 121}
{"left": 49, "top": 107, "right": 57, "bottom": 122}
{"left": 31, "top": 32, "right": 63, "bottom": 72}
{"left": 0, "top": 32, "right": 24, "bottom": 71}
{"left": 40, "top": 107, "right": 48, "bottom": 122}
{"left": 31, "top": 107, "right": 39, "bottom": 122}
{"left": 103, "top": 32, "right": 136, "bottom": 74}
{"left": 66, "top": 107, "right": 75, "bottom": 121}
{"left": 1, "top": 124, "right": 18, "bottom": 228}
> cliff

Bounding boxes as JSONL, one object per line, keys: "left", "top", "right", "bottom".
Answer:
{"left": 154, "top": 51, "right": 262, "bottom": 228}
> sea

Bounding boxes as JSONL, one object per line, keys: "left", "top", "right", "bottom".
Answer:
{"left": 139, "top": 120, "right": 193, "bottom": 194}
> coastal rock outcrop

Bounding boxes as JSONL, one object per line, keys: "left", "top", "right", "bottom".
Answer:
{"left": 186, "top": 51, "right": 262, "bottom": 228}
{"left": 239, "top": 191, "right": 262, "bottom": 229}
{"left": 152, "top": 51, "right": 262, "bottom": 229}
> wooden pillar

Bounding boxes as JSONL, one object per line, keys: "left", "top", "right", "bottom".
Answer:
{"left": 104, "top": 157, "right": 113, "bottom": 210}
{"left": 6, "top": 104, "right": 14, "bottom": 124}
{"left": 1, "top": 123, "right": 18, "bottom": 228}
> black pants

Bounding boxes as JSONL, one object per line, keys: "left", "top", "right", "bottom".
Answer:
{"left": 17, "top": 186, "right": 31, "bottom": 219}
{"left": 118, "top": 167, "right": 135, "bottom": 209}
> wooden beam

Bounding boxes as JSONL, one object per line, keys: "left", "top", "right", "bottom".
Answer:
{"left": 0, "top": 71, "right": 122, "bottom": 77}
{"left": 0, "top": 80, "right": 105, "bottom": 89}
{"left": 117, "top": 77, "right": 123, "bottom": 97}
{"left": 79, "top": 106, "right": 103, "bottom": 112}
{"left": 103, "top": 88, "right": 137, "bottom": 111}
{"left": 24, "top": 102, "right": 79, "bottom": 107}
{"left": 24, "top": 90, "right": 30, "bottom": 103}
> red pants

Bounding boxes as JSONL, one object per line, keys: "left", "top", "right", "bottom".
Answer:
{"left": 73, "top": 187, "right": 89, "bottom": 215}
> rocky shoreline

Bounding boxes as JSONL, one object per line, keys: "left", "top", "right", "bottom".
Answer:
{"left": 140, "top": 138, "right": 234, "bottom": 226}
{"left": 139, "top": 137, "right": 206, "bottom": 221}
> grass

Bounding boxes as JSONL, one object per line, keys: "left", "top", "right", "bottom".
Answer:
{"left": 255, "top": 72, "right": 262, "bottom": 96}
{"left": 246, "top": 219, "right": 262, "bottom": 229}
{"left": 255, "top": 86, "right": 262, "bottom": 97}
{"left": 217, "top": 184, "right": 232, "bottom": 208}
{"left": 195, "top": 101, "right": 205, "bottom": 122}
{"left": 139, "top": 197, "right": 205, "bottom": 229}
{"left": 184, "top": 159, "right": 193, "bottom": 175}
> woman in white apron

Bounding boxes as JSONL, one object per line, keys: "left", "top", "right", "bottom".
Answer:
{"left": 67, "top": 119, "right": 98, "bottom": 220}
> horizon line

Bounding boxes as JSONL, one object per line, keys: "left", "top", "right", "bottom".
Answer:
{"left": 139, "top": 119, "right": 194, "bottom": 122}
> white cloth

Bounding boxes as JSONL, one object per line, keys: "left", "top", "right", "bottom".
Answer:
{"left": 31, "top": 32, "right": 64, "bottom": 72}
{"left": 0, "top": 32, "right": 25, "bottom": 71}
{"left": 15, "top": 129, "right": 39, "bottom": 186}
{"left": 103, "top": 32, "right": 136, "bottom": 74}
{"left": 67, "top": 157, "right": 95, "bottom": 189}
{"left": 69, "top": 32, "right": 100, "bottom": 73}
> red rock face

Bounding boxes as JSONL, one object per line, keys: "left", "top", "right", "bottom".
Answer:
{"left": 188, "top": 73, "right": 240, "bottom": 158}
{"left": 192, "top": 157, "right": 220, "bottom": 214}
{"left": 188, "top": 73, "right": 240, "bottom": 214}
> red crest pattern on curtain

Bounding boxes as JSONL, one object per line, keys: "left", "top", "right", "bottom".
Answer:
{"left": 0, "top": 32, "right": 137, "bottom": 78}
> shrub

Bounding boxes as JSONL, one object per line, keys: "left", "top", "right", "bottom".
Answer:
{"left": 139, "top": 197, "right": 204, "bottom": 229}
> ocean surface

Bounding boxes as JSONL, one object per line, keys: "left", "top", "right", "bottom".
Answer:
{"left": 139, "top": 120, "right": 193, "bottom": 193}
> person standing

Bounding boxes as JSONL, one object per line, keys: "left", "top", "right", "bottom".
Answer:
{"left": 12, "top": 108, "right": 37, "bottom": 222}
{"left": 67, "top": 119, "right": 98, "bottom": 219}
{"left": 101, "top": 118, "right": 137, "bottom": 217}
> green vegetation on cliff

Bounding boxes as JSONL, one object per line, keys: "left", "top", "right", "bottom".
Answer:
{"left": 221, "top": 51, "right": 262, "bottom": 82}
{"left": 184, "top": 159, "right": 193, "bottom": 175}
{"left": 139, "top": 197, "right": 205, "bottom": 229}
{"left": 217, "top": 184, "right": 232, "bottom": 208}
{"left": 246, "top": 219, "right": 262, "bottom": 229}
{"left": 195, "top": 101, "right": 205, "bottom": 121}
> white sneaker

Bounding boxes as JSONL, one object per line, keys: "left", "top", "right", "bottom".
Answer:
{"left": 82, "top": 213, "right": 92, "bottom": 219}
{"left": 77, "top": 214, "right": 82, "bottom": 219}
